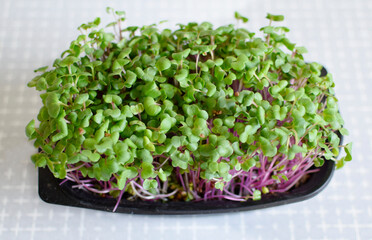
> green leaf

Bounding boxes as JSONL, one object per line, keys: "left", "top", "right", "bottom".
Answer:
{"left": 296, "top": 46, "right": 308, "bottom": 54}
{"left": 130, "top": 103, "right": 144, "bottom": 115}
{"left": 224, "top": 116, "right": 235, "bottom": 128}
{"left": 172, "top": 49, "right": 191, "bottom": 62}
{"left": 138, "top": 149, "right": 153, "bottom": 163}
{"left": 124, "top": 70, "right": 137, "bottom": 87}
{"left": 155, "top": 57, "right": 171, "bottom": 71}
{"left": 206, "top": 82, "right": 216, "bottom": 97}
{"left": 175, "top": 69, "right": 189, "bottom": 87}
{"left": 141, "top": 162, "right": 155, "bottom": 179}
{"left": 42, "top": 144, "right": 53, "bottom": 154}
{"left": 103, "top": 94, "right": 122, "bottom": 105}
{"left": 160, "top": 83, "right": 177, "bottom": 98}
{"left": 93, "top": 110, "right": 103, "bottom": 124}
{"left": 299, "top": 98, "right": 316, "bottom": 114}
{"left": 239, "top": 124, "right": 259, "bottom": 143}
{"left": 336, "top": 157, "right": 344, "bottom": 169}
{"left": 143, "top": 97, "right": 161, "bottom": 116}
{"left": 143, "top": 81, "right": 161, "bottom": 98}
{"left": 218, "top": 162, "right": 230, "bottom": 174}
{"left": 209, "top": 162, "right": 218, "bottom": 172}
{"left": 34, "top": 66, "right": 48, "bottom": 72}
{"left": 118, "top": 48, "right": 132, "bottom": 59}
{"left": 231, "top": 60, "right": 245, "bottom": 71}
{"left": 215, "top": 182, "right": 225, "bottom": 191}
{"left": 104, "top": 108, "right": 121, "bottom": 119}
{"left": 231, "top": 142, "right": 244, "bottom": 156}
{"left": 281, "top": 63, "right": 291, "bottom": 73}
{"left": 281, "top": 38, "right": 295, "bottom": 51}
{"left": 344, "top": 142, "right": 352, "bottom": 161}
{"left": 31, "top": 153, "right": 48, "bottom": 167}
{"left": 25, "top": 119, "right": 35, "bottom": 138}
{"left": 242, "top": 158, "right": 256, "bottom": 171}
{"left": 214, "top": 66, "right": 226, "bottom": 81}
{"left": 259, "top": 137, "right": 277, "bottom": 157}
{"left": 308, "top": 129, "right": 318, "bottom": 143}
{"left": 340, "top": 128, "right": 349, "bottom": 136}
{"left": 113, "top": 142, "right": 130, "bottom": 164}
{"left": 111, "top": 119, "right": 127, "bottom": 133}
{"left": 288, "top": 144, "right": 306, "bottom": 159}
{"left": 51, "top": 117, "right": 68, "bottom": 142}
{"left": 159, "top": 118, "right": 173, "bottom": 133}
{"left": 171, "top": 136, "right": 186, "bottom": 148}
{"left": 143, "top": 136, "right": 155, "bottom": 152}
{"left": 142, "top": 67, "right": 157, "bottom": 82}
{"left": 81, "top": 150, "right": 100, "bottom": 162}
{"left": 45, "top": 92, "right": 60, "bottom": 118}
{"left": 253, "top": 190, "right": 261, "bottom": 200}
{"left": 314, "top": 158, "right": 325, "bottom": 167}
{"left": 118, "top": 167, "right": 138, "bottom": 190}
{"left": 75, "top": 93, "right": 89, "bottom": 105}
{"left": 158, "top": 168, "right": 168, "bottom": 181}
{"left": 95, "top": 137, "right": 113, "bottom": 153}
{"left": 143, "top": 179, "right": 158, "bottom": 190}
{"left": 59, "top": 56, "right": 79, "bottom": 67}
{"left": 36, "top": 77, "right": 47, "bottom": 91}
{"left": 83, "top": 138, "right": 97, "bottom": 150}
{"left": 257, "top": 106, "right": 265, "bottom": 125}
{"left": 234, "top": 11, "right": 249, "bottom": 23}
{"left": 171, "top": 150, "right": 191, "bottom": 169}
{"left": 266, "top": 13, "right": 284, "bottom": 22}
{"left": 97, "top": 157, "right": 120, "bottom": 181}
{"left": 275, "top": 58, "right": 285, "bottom": 68}
{"left": 217, "top": 142, "right": 233, "bottom": 158}
{"left": 115, "top": 10, "right": 126, "bottom": 16}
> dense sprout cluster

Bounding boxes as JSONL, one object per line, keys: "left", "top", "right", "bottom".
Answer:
{"left": 26, "top": 9, "right": 351, "bottom": 211}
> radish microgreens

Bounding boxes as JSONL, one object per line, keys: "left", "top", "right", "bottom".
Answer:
{"left": 26, "top": 9, "right": 352, "bottom": 211}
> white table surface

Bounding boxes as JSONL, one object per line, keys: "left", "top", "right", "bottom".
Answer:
{"left": 0, "top": 0, "right": 371, "bottom": 239}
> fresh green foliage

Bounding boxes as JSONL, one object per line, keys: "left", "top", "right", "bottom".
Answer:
{"left": 26, "top": 10, "right": 351, "bottom": 208}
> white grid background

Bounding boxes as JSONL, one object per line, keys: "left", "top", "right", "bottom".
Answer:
{"left": 0, "top": 0, "right": 371, "bottom": 239}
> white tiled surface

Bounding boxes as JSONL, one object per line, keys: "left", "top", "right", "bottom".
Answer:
{"left": 0, "top": 0, "right": 371, "bottom": 239}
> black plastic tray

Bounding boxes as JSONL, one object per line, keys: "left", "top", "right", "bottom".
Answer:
{"left": 38, "top": 159, "right": 335, "bottom": 215}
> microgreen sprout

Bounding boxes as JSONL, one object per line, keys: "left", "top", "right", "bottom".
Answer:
{"left": 26, "top": 10, "right": 352, "bottom": 212}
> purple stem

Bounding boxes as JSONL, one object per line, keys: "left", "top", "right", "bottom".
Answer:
{"left": 113, "top": 182, "right": 127, "bottom": 212}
